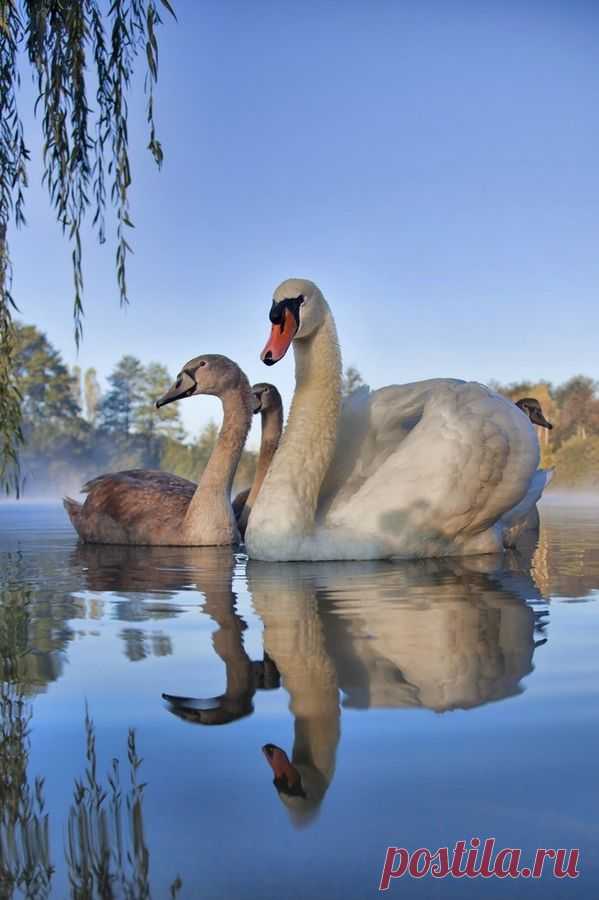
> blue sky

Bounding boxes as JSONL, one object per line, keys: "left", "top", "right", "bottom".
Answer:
{"left": 10, "top": 0, "right": 599, "bottom": 445}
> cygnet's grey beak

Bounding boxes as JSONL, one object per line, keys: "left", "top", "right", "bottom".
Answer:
{"left": 530, "top": 409, "right": 553, "bottom": 430}
{"left": 156, "top": 371, "right": 196, "bottom": 408}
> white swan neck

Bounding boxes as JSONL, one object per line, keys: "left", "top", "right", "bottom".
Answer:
{"left": 249, "top": 310, "right": 342, "bottom": 539}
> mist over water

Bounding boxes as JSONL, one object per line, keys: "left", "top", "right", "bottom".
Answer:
{"left": 541, "top": 490, "right": 599, "bottom": 506}
{"left": 7, "top": 484, "right": 599, "bottom": 509}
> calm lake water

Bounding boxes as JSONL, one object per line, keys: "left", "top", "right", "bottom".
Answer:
{"left": 1, "top": 498, "right": 598, "bottom": 899}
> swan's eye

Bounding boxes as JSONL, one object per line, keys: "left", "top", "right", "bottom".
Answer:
{"left": 198, "top": 360, "right": 207, "bottom": 367}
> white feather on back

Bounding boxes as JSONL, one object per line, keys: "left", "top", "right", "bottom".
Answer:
{"left": 314, "top": 380, "right": 540, "bottom": 559}
{"left": 319, "top": 379, "right": 466, "bottom": 516}
{"left": 246, "top": 281, "right": 547, "bottom": 562}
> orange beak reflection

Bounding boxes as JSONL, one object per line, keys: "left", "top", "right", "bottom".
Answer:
{"left": 261, "top": 309, "right": 298, "bottom": 366}
{"left": 262, "top": 743, "right": 304, "bottom": 795}
{"left": 262, "top": 744, "right": 293, "bottom": 779}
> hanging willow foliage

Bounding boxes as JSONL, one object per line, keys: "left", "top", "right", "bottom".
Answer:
{"left": 0, "top": 0, "right": 175, "bottom": 495}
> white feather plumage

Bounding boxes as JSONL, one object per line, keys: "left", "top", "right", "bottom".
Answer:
{"left": 246, "top": 280, "right": 550, "bottom": 561}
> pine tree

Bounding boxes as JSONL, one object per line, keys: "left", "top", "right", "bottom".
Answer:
{"left": 99, "top": 357, "right": 145, "bottom": 435}
{"left": 342, "top": 365, "right": 365, "bottom": 398}
{"left": 135, "top": 362, "right": 185, "bottom": 450}
{"left": 13, "top": 323, "right": 81, "bottom": 423}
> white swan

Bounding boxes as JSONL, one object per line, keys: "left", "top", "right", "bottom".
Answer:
{"left": 245, "top": 278, "right": 551, "bottom": 561}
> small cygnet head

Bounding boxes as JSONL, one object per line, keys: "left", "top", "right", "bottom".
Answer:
{"left": 261, "top": 278, "right": 328, "bottom": 366}
{"left": 251, "top": 382, "right": 282, "bottom": 415}
{"left": 156, "top": 354, "right": 245, "bottom": 408}
{"left": 515, "top": 397, "right": 553, "bottom": 430}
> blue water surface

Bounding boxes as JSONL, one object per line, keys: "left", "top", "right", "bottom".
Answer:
{"left": 0, "top": 498, "right": 597, "bottom": 899}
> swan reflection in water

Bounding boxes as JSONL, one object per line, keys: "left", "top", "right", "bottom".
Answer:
{"left": 162, "top": 551, "right": 548, "bottom": 827}
{"left": 74, "top": 544, "right": 280, "bottom": 723}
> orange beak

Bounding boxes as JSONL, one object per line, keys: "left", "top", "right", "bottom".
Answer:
{"left": 262, "top": 744, "right": 301, "bottom": 786}
{"left": 261, "top": 309, "right": 298, "bottom": 366}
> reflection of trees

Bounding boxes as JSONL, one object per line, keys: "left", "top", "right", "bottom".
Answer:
{"left": 1, "top": 561, "right": 181, "bottom": 897}
{"left": 534, "top": 502, "right": 599, "bottom": 600}
{"left": 1, "top": 554, "right": 83, "bottom": 696}
{"left": 1, "top": 545, "right": 184, "bottom": 697}
{"left": 120, "top": 628, "right": 173, "bottom": 663}
{"left": 72, "top": 544, "right": 201, "bottom": 666}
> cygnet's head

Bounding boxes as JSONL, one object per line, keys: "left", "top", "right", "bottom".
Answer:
{"left": 515, "top": 397, "right": 553, "bottom": 430}
{"left": 156, "top": 354, "right": 246, "bottom": 407}
{"left": 251, "top": 382, "right": 282, "bottom": 415}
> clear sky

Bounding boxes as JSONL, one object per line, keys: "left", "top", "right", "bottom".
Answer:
{"left": 10, "top": 0, "right": 599, "bottom": 446}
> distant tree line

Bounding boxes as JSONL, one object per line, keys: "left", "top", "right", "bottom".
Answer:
{"left": 5, "top": 323, "right": 599, "bottom": 497}
{"left": 9, "top": 323, "right": 256, "bottom": 499}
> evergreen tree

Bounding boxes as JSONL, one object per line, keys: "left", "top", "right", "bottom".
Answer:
{"left": 342, "top": 365, "right": 365, "bottom": 398}
{"left": 13, "top": 323, "right": 80, "bottom": 423}
{"left": 135, "top": 363, "right": 185, "bottom": 447}
{"left": 100, "top": 357, "right": 145, "bottom": 435}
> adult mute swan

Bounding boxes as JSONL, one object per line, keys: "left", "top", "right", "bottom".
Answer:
{"left": 64, "top": 355, "right": 253, "bottom": 546}
{"left": 245, "top": 279, "right": 551, "bottom": 561}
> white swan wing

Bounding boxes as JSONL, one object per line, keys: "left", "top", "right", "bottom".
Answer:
{"left": 319, "top": 379, "right": 466, "bottom": 517}
{"left": 323, "top": 381, "right": 540, "bottom": 558}
{"left": 500, "top": 466, "right": 554, "bottom": 547}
